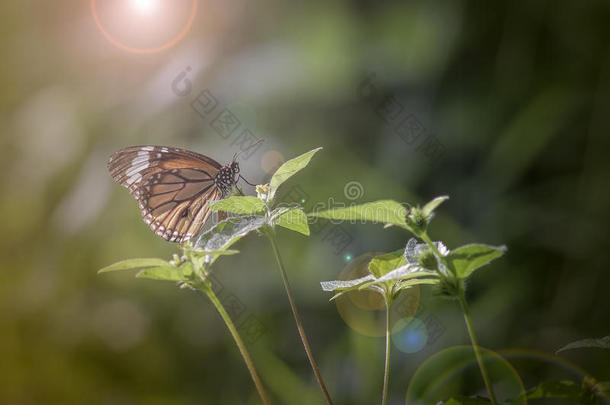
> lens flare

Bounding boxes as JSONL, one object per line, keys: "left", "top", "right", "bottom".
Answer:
{"left": 131, "top": 0, "right": 158, "bottom": 14}
{"left": 497, "top": 349, "right": 606, "bottom": 402}
{"left": 335, "top": 253, "right": 420, "bottom": 337}
{"left": 91, "top": 0, "right": 198, "bottom": 54}
{"left": 405, "top": 346, "right": 525, "bottom": 405}
{"left": 261, "top": 150, "right": 285, "bottom": 174}
{"left": 406, "top": 346, "right": 608, "bottom": 405}
{"left": 392, "top": 317, "right": 428, "bottom": 353}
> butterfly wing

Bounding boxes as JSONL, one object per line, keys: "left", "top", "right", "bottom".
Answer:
{"left": 108, "top": 146, "right": 223, "bottom": 243}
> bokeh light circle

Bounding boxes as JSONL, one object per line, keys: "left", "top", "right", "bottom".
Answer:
{"left": 405, "top": 345, "right": 525, "bottom": 405}
{"left": 261, "top": 150, "right": 285, "bottom": 174}
{"left": 335, "top": 253, "right": 420, "bottom": 338}
{"left": 91, "top": 0, "right": 198, "bottom": 54}
{"left": 392, "top": 317, "right": 428, "bottom": 353}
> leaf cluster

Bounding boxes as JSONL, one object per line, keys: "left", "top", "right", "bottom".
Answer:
{"left": 315, "top": 196, "right": 506, "bottom": 302}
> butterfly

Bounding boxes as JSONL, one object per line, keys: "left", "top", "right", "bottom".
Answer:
{"left": 107, "top": 145, "right": 256, "bottom": 243}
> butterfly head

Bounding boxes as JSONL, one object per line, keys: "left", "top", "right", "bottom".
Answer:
{"left": 216, "top": 161, "right": 240, "bottom": 195}
{"left": 230, "top": 160, "right": 240, "bottom": 174}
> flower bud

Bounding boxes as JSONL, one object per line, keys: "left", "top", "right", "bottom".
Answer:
{"left": 405, "top": 206, "right": 429, "bottom": 235}
{"left": 170, "top": 253, "right": 183, "bottom": 267}
{"left": 256, "top": 183, "right": 270, "bottom": 200}
{"left": 435, "top": 273, "right": 461, "bottom": 298}
{"left": 418, "top": 249, "right": 438, "bottom": 271}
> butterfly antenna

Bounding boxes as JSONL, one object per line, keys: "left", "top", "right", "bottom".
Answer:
{"left": 239, "top": 174, "right": 257, "bottom": 187}
{"left": 233, "top": 138, "right": 265, "bottom": 161}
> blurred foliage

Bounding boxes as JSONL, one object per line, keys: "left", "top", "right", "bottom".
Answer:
{"left": 1, "top": 0, "right": 610, "bottom": 404}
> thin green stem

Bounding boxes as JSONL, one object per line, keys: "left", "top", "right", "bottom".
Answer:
{"left": 419, "top": 231, "right": 451, "bottom": 283}
{"left": 203, "top": 283, "right": 272, "bottom": 405}
{"left": 420, "top": 231, "right": 498, "bottom": 403}
{"left": 381, "top": 296, "right": 392, "bottom": 405}
{"left": 458, "top": 293, "right": 499, "bottom": 405}
{"left": 420, "top": 232, "right": 442, "bottom": 258}
{"left": 266, "top": 231, "right": 334, "bottom": 405}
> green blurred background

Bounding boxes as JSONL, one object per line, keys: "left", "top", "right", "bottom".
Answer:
{"left": 1, "top": 0, "right": 609, "bottom": 404}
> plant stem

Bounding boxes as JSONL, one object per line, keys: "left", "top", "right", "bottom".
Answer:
{"left": 203, "top": 283, "right": 272, "bottom": 405}
{"left": 266, "top": 231, "right": 335, "bottom": 405}
{"left": 419, "top": 232, "right": 453, "bottom": 287}
{"left": 420, "top": 232, "right": 442, "bottom": 258}
{"left": 381, "top": 296, "right": 392, "bottom": 405}
{"left": 420, "top": 232, "right": 497, "bottom": 403}
{"left": 458, "top": 293, "right": 499, "bottom": 405}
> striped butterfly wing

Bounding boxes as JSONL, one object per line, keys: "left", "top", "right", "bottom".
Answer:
{"left": 108, "top": 146, "right": 224, "bottom": 243}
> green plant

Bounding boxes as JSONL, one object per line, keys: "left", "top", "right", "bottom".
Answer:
{"left": 207, "top": 147, "right": 334, "bottom": 405}
{"left": 557, "top": 335, "right": 610, "bottom": 353}
{"left": 100, "top": 147, "right": 333, "bottom": 405}
{"left": 99, "top": 244, "right": 271, "bottom": 405}
{"left": 100, "top": 146, "right": 609, "bottom": 405}
{"left": 312, "top": 196, "right": 506, "bottom": 405}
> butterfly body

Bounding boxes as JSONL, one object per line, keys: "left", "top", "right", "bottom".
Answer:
{"left": 215, "top": 161, "right": 240, "bottom": 194}
{"left": 108, "top": 145, "right": 240, "bottom": 243}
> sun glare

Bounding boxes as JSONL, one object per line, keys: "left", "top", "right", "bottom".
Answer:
{"left": 131, "top": 0, "right": 159, "bottom": 14}
{"left": 91, "top": 0, "right": 198, "bottom": 54}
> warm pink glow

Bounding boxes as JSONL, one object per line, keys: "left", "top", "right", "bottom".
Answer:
{"left": 91, "top": 0, "right": 198, "bottom": 54}
{"left": 130, "top": 0, "right": 159, "bottom": 14}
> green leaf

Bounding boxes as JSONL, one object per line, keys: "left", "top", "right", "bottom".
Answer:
{"left": 328, "top": 291, "right": 351, "bottom": 301}
{"left": 321, "top": 274, "right": 383, "bottom": 301}
{"left": 190, "top": 249, "right": 240, "bottom": 257}
{"left": 444, "top": 244, "right": 507, "bottom": 279}
{"left": 359, "top": 268, "right": 438, "bottom": 290}
{"left": 136, "top": 263, "right": 193, "bottom": 282}
{"left": 309, "top": 200, "right": 410, "bottom": 229}
{"left": 189, "top": 249, "right": 240, "bottom": 265}
{"left": 595, "top": 381, "right": 610, "bottom": 398}
{"left": 275, "top": 208, "right": 310, "bottom": 236}
{"left": 557, "top": 336, "right": 610, "bottom": 353}
{"left": 270, "top": 205, "right": 292, "bottom": 219}
{"left": 597, "top": 381, "right": 610, "bottom": 391}
{"left": 441, "top": 396, "right": 491, "bottom": 405}
{"left": 320, "top": 274, "right": 375, "bottom": 292}
{"left": 395, "top": 277, "right": 441, "bottom": 292}
{"left": 422, "top": 195, "right": 449, "bottom": 217}
{"left": 524, "top": 380, "right": 591, "bottom": 401}
{"left": 368, "top": 250, "right": 407, "bottom": 278}
{"left": 377, "top": 268, "right": 437, "bottom": 283}
{"left": 269, "top": 147, "right": 322, "bottom": 201}
{"left": 322, "top": 247, "right": 442, "bottom": 300}
{"left": 508, "top": 379, "right": 604, "bottom": 404}
{"left": 98, "top": 258, "right": 169, "bottom": 274}
{"left": 320, "top": 274, "right": 375, "bottom": 291}
{"left": 209, "top": 196, "right": 266, "bottom": 215}
{"left": 195, "top": 216, "right": 267, "bottom": 264}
